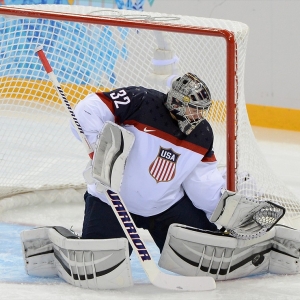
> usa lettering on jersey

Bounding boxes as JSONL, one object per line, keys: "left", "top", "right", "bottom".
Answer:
{"left": 149, "top": 147, "right": 180, "bottom": 183}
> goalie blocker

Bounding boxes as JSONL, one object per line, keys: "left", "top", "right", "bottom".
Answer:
{"left": 83, "top": 121, "right": 135, "bottom": 193}
{"left": 159, "top": 223, "right": 300, "bottom": 280}
{"left": 20, "top": 226, "right": 133, "bottom": 289}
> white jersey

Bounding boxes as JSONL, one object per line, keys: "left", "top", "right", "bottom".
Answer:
{"left": 71, "top": 86, "right": 224, "bottom": 218}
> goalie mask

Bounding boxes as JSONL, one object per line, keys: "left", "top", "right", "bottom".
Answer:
{"left": 165, "top": 73, "right": 212, "bottom": 135}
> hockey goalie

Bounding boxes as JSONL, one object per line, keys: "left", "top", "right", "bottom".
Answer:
{"left": 19, "top": 44, "right": 300, "bottom": 289}
{"left": 20, "top": 71, "right": 300, "bottom": 289}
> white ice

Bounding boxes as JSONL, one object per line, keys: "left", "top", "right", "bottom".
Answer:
{"left": 0, "top": 126, "right": 300, "bottom": 300}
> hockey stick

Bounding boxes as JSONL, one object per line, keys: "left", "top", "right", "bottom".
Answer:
{"left": 35, "top": 45, "right": 216, "bottom": 291}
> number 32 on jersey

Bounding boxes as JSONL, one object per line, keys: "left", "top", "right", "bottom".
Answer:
{"left": 110, "top": 89, "right": 131, "bottom": 108}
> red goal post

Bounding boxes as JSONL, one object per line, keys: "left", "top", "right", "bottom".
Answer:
{"left": 0, "top": 5, "right": 298, "bottom": 227}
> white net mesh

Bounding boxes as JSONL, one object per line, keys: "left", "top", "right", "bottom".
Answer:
{"left": 0, "top": 5, "right": 299, "bottom": 226}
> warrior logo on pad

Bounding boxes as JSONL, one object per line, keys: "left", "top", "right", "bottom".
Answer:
{"left": 149, "top": 147, "right": 180, "bottom": 183}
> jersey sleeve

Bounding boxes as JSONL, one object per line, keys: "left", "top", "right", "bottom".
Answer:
{"left": 70, "top": 87, "right": 147, "bottom": 147}
{"left": 182, "top": 160, "right": 225, "bottom": 219}
{"left": 201, "top": 143, "right": 216, "bottom": 163}
{"left": 185, "top": 119, "right": 217, "bottom": 162}
{"left": 70, "top": 93, "right": 115, "bottom": 147}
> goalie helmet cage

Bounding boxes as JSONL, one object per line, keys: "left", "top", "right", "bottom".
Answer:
{"left": 0, "top": 5, "right": 299, "bottom": 227}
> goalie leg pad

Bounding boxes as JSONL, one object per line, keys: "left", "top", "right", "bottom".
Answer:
{"left": 158, "top": 223, "right": 276, "bottom": 280}
{"left": 269, "top": 225, "right": 300, "bottom": 274}
{"left": 21, "top": 227, "right": 57, "bottom": 277}
{"left": 48, "top": 227, "right": 133, "bottom": 289}
{"left": 21, "top": 226, "right": 133, "bottom": 289}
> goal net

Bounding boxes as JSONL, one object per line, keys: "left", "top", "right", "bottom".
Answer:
{"left": 0, "top": 5, "right": 299, "bottom": 227}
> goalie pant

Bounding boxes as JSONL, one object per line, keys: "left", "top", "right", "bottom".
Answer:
{"left": 20, "top": 226, "right": 133, "bottom": 290}
{"left": 158, "top": 223, "right": 300, "bottom": 280}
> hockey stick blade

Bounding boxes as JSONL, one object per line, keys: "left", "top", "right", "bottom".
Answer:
{"left": 151, "top": 271, "right": 216, "bottom": 291}
{"left": 106, "top": 190, "right": 216, "bottom": 291}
